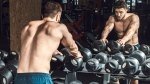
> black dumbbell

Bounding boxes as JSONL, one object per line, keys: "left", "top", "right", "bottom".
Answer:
{"left": 0, "top": 60, "right": 5, "bottom": 70}
{"left": 6, "top": 59, "right": 18, "bottom": 78}
{"left": 69, "top": 80, "right": 83, "bottom": 84}
{"left": 105, "top": 52, "right": 125, "bottom": 74}
{"left": 122, "top": 44, "right": 139, "bottom": 55}
{"left": 61, "top": 48, "right": 83, "bottom": 72}
{"left": 76, "top": 41, "right": 92, "bottom": 62}
{"left": 106, "top": 41, "right": 122, "bottom": 54}
{"left": 0, "top": 59, "right": 18, "bottom": 84}
{"left": 50, "top": 54, "right": 65, "bottom": 71}
{"left": 0, "top": 67, "right": 13, "bottom": 84}
{"left": 0, "top": 50, "right": 9, "bottom": 61}
{"left": 92, "top": 40, "right": 106, "bottom": 53}
{"left": 141, "top": 58, "right": 150, "bottom": 77}
{"left": 139, "top": 44, "right": 150, "bottom": 55}
{"left": 83, "top": 32, "right": 104, "bottom": 54}
{"left": 86, "top": 52, "right": 108, "bottom": 72}
{"left": 89, "top": 81, "right": 99, "bottom": 84}
{"left": 122, "top": 50, "right": 146, "bottom": 76}
{"left": 5, "top": 51, "right": 19, "bottom": 64}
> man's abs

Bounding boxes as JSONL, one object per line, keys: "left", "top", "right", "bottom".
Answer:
{"left": 118, "top": 33, "right": 139, "bottom": 45}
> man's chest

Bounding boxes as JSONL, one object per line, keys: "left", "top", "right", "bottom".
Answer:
{"left": 114, "top": 20, "right": 131, "bottom": 32}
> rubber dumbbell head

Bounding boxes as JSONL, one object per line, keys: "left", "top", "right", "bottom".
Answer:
{"left": 139, "top": 44, "right": 150, "bottom": 55}
{"left": 51, "top": 54, "right": 65, "bottom": 71}
{"left": 86, "top": 52, "right": 108, "bottom": 72}
{"left": 94, "top": 52, "right": 108, "bottom": 64}
{"left": 92, "top": 40, "right": 106, "bottom": 53}
{"left": 106, "top": 41, "right": 121, "bottom": 54}
{"left": 141, "top": 58, "right": 150, "bottom": 77}
{"left": 105, "top": 53, "right": 125, "bottom": 74}
{"left": 122, "top": 57, "right": 140, "bottom": 76}
{"left": 86, "top": 58, "right": 101, "bottom": 72}
{"left": 64, "top": 56, "right": 83, "bottom": 72}
{"left": 130, "top": 50, "right": 146, "bottom": 64}
{"left": 80, "top": 48, "right": 92, "bottom": 62}
{"left": 122, "top": 44, "right": 136, "bottom": 55}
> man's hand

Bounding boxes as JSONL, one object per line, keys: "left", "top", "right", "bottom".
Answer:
{"left": 116, "top": 39, "right": 126, "bottom": 45}
{"left": 53, "top": 50, "right": 63, "bottom": 56}
{"left": 75, "top": 52, "right": 83, "bottom": 58}
{"left": 100, "top": 39, "right": 108, "bottom": 44}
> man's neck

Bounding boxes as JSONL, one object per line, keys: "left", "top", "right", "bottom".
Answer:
{"left": 43, "top": 17, "right": 58, "bottom": 22}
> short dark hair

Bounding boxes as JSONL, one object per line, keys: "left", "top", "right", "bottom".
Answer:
{"left": 43, "top": 1, "right": 62, "bottom": 18}
{"left": 113, "top": 1, "right": 128, "bottom": 10}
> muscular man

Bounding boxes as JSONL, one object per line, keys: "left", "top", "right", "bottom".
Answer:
{"left": 14, "top": 1, "right": 82, "bottom": 84}
{"left": 100, "top": 1, "right": 139, "bottom": 84}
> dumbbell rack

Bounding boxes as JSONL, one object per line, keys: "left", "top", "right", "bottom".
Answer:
{"left": 64, "top": 62, "right": 112, "bottom": 84}
{"left": 64, "top": 62, "right": 150, "bottom": 84}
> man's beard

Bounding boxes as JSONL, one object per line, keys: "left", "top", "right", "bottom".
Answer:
{"left": 116, "top": 15, "right": 125, "bottom": 21}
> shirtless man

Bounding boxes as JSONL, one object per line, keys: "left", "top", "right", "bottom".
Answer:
{"left": 100, "top": 1, "right": 139, "bottom": 84}
{"left": 14, "top": 1, "right": 82, "bottom": 84}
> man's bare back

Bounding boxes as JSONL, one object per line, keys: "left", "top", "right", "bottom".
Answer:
{"left": 18, "top": 20, "right": 63, "bottom": 73}
{"left": 18, "top": 19, "right": 82, "bottom": 73}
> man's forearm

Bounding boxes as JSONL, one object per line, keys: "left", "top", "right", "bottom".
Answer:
{"left": 121, "top": 28, "right": 135, "bottom": 43}
{"left": 101, "top": 29, "right": 110, "bottom": 39}
{"left": 67, "top": 41, "right": 82, "bottom": 57}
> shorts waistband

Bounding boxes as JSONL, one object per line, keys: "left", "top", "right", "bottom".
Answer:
{"left": 16, "top": 72, "right": 51, "bottom": 77}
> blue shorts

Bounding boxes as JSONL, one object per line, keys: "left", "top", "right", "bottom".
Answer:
{"left": 14, "top": 73, "right": 53, "bottom": 84}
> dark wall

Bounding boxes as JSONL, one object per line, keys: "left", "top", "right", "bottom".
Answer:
{"left": 9, "top": 0, "right": 41, "bottom": 53}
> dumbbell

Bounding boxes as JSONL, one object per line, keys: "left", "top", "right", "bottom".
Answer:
{"left": 139, "top": 44, "right": 150, "bottom": 55}
{"left": 0, "top": 51, "right": 18, "bottom": 84}
{"left": 106, "top": 40, "right": 122, "bottom": 54}
{"left": 92, "top": 40, "right": 106, "bottom": 53}
{"left": 61, "top": 48, "right": 83, "bottom": 72}
{"left": 0, "top": 59, "right": 5, "bottom": 70}
{"left": 50, "top": 54, "right": 65, "bottom": 71}
{"left": 76, "top": 41, "right": 92, "bottom": 62}
{"left": 83, "top": 32, "right": 105, "bottom": 54}
{"left": 5, "top": 51, "right": 19, "bottom": 64}
{"left": 121, "top": 50, "right": 146, "bottom": 76}
{"left": 141, "top": 58, "right": 150, "bottom": 77}
{"left": 86, "top": 52, "right": 108, "bottom": 72}
{"left": 0, "top": 58, "right": 18, "bottom": 84}
{"left": 0, "top": 67, "right": 13, "bottom": 84}
{"left": 69, "top": 80, "right": 83, "bottom": 84}
{"left": 122, "top": 44, "right": 139, "bottom": 55}
{"left": 105, "top": 52, "right": 125, "bottom": 74}
{"left": 0, "top": 50, "right": 9, "bottom": 61}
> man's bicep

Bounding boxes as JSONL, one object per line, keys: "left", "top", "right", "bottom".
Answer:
{"left": 128, "top": 15, "right": 140, "bottom": 31}
{"left": 61, "top": 33, "right": 73, "bottom": 47}
{"left": 130, "top": 15, "right": 140, "bottom": 29}
{"left": 61, "top": 25, "right": 74, "bottom": 47}
{"left": 105, "top": 16, "right": 115, "bottom": 31}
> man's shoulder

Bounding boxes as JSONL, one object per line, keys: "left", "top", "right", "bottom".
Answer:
{"left": 28, "top": 20, "right": 42, "bottom": 26}
{"left": 128, "top": 13, "right": 139, "bottom": 18}
{"left": 109, "top": 15, "right": 115, "bottom": 18}
{"left": 28, "top": 20, "right": 42, "bottom": 25}
{"left": 107, "top": 15, "right": 115, "bottom": 22}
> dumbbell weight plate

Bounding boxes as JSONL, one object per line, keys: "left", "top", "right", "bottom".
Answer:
{"left": 130, "top": 50, "right": 146, "bottom": 64}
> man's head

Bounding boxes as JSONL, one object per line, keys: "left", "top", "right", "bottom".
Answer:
{"left": 43, "top": 1, "right": 62, "bottom": 22}
{"left": 113, "top": 1, "right": 128, "bottom": 21}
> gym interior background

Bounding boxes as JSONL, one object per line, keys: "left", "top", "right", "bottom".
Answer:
{"left": 0, "top": 0, "right": 150, "bottom": 84}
